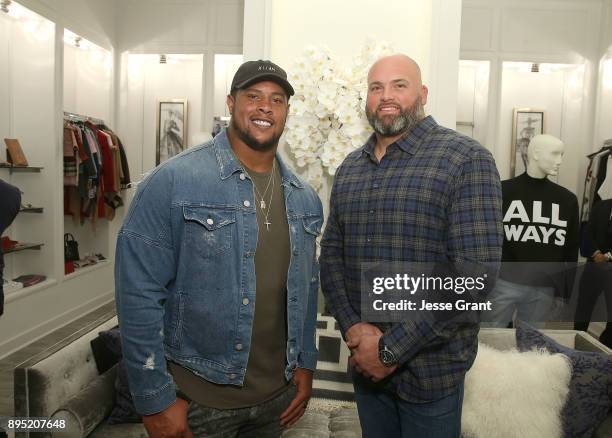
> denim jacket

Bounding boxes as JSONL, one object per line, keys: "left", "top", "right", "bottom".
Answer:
{"left": 115, "top": 130, "right": 323, "bottom": 415}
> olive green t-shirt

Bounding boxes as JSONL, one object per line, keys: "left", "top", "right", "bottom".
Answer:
{"left": 169, "top": 159, "right": 291, "bottom": 408}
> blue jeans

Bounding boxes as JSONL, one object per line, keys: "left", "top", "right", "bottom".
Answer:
{"left": 352, "top": 376, "right": 464, "bottom": 438}
{"left": 483, "top": 278, "right": 555, "bottom": 328}
{"left": 187, "top": 386, "right": 295, "bottom": 437}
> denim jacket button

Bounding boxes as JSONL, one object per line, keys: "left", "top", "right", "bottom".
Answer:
{"left": 229, "top": 374, "right": 237, "bottom": 380}
{"left": 243, "top": 200, "right": 250, "bottom": 207}
{"left": 242, "top": 297, "right": 250, "bottom": 305}
{"left": 206, "top": 218, "right": 214, "bottom": 225}
{"left": 239, "top": 173, "right": 246, "bottom": 180}
{"left": 235, "top": 343, "right": 243, "bottom": 351}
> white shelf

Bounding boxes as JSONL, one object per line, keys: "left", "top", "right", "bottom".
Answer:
{"left": 5, "top": 278, "right": 58, "bottom": 304}
{"left": 64, "top": 259, "right": 110, "bottom": 281}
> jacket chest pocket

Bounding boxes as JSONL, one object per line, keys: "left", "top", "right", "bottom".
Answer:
{"left": 302, "top": 216, "right": 322, "bottom": 253}
{"left": 183, "top": 206, "right": 236, "bottom": 258}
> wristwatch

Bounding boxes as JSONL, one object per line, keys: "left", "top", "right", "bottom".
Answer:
{"left": 378, "top": 338, "right": 398, "bottom": 367}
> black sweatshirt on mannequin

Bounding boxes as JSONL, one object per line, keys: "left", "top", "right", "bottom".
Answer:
{"left": 499, "top": 172, "right": 579, "bottom": 299}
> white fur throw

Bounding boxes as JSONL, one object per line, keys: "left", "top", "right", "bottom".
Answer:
{"left": 462, "top": 343, "right": 571, "bottom": 438}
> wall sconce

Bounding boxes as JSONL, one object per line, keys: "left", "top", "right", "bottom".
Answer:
{"left": 1, "top": 0, "right": 11, "bottom": 14}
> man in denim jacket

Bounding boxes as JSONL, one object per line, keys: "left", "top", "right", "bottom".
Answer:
{"left": 115, "top": 60, "right": 323, "bottom": 438}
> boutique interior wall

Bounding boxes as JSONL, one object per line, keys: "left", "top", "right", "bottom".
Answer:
{"left": 459, "top": 0, "right": 610, "bottom": 201}
{"left": 0, "top": 0, "right": 118, "bottom": 359}
{"left": 0, "top": 0, "right": 244, "bottom": 359}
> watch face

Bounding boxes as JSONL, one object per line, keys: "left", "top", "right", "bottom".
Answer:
{"left": 380, "top": 347, "right": 396, "bottom": 366}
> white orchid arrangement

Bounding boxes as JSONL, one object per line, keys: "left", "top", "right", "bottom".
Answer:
{"left": 283, "top": 39, "right": 394, "bottom": 190}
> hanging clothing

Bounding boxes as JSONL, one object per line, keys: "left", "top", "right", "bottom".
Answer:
{"left": 62, "top": 117, "right": 131, "bottom": 225}
{"left": 579, "top": 142, "right": 612, "bottom": 256}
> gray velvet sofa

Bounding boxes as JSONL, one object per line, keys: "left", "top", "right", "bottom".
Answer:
{"left": 12, "top": 310, "right": 612, "bottom": 437}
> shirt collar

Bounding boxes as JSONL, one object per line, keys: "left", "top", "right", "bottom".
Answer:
{"left": 361, "top": 115, "right": 438, "bottom": 159}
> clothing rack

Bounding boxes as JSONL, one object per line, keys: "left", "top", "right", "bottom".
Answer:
{"left": 63, "top": 111, "right": 105, "bottom": 125}
{"left": 586, "top": 139, "right": 612, "bottom": 158}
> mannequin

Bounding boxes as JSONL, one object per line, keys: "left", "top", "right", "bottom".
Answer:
{"left": 526, "top": 134, "right": 565, "bottom": 179}
{"left": 485, "top": 135, "right": 579, "bottom": 327}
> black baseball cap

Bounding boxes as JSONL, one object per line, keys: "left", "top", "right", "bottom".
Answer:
{"left": 230, "top": 60, "right": 295, "bottom": 98}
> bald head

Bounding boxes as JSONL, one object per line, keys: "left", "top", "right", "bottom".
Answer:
{"left": 365, "top": 53, "right": 428, "bottom": 139}
{"left": 368, "top": 54, "right": 423, "bottom": 88}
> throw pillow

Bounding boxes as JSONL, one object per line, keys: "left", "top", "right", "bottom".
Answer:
{"left": 516, "top": 320, "right": 612, "bottom": 438}
{"left": 98, "top": 328, "right": 142, "bottom": 424}
{"left": 90, "top": 326, "right": 121, "bottom": 374}
{"left": 462, "top": 343, "right": 571, "bottom": 438}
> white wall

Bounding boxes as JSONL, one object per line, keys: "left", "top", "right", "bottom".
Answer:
{"left": 115, "top": 0, "right": 243, "bottom": 53}
{"left": 594, "top": 0, "right": 612, "bottom": 146}
{"left": 63, "top": 40, "right": 112, "bottom": 120}
{"left": 125, "top": 54, "right": 204, "bottom": 178}
{"left": 456, "top": 60, "right": 490, "bottom": 148}
{"left": 15, "top": 0, "right": 115, "bottom": 49}
{"left": 598, "top": 57, "right": 612, "bottom": 144}
{"left": 0, "top": 8, "right": 56, "bottom": 282}
{"left": 214, "top": 54, "right": 243, "bottom": 118}
{"left": 269, "top": 0, "right": 433, "bottom": 93}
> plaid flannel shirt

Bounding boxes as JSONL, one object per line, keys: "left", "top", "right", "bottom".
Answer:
{"left": 320, "top": 116, "right": 503, "bottom": 402}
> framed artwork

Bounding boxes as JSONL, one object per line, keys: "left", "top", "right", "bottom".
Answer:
{"left": 511, "top": 108, "right": 545, "bottom": 177}
{"left": 156, "top": 99, "right": 188, "bottom": 165}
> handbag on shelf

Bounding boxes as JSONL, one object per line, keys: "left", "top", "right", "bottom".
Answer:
{"left": 64, "top": 233, "right": 80, "bottom": 261}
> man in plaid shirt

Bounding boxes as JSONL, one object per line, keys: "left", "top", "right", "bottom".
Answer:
{"left": 320, "top": 54, "right": 503, "bottom": 437}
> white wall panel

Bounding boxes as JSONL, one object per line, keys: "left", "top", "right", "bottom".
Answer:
{"left": 500, "top": 8, "right": 588, "bottom": 57}
{"left": 213, "top": 54, "right": 243, "bottom": 118}
{"left": 116, "top": 0, "right": 244, "bottom": 52}
{"left": 117, "top": 1, "right": 208, "bottom": 50}
{"left": 212, "top": 0, "right": 244, "bottom": 47}
{"left": 16, "top": 0, "right": 116, "bottom": 48}
{"left": 63, "top": 43, "right": 77, "bottom": 112}
{"left": 598, "top": 58, "right": 612, "bottom": 144}
{"left": 73, "top": 46, "right": 112, "bottom": 120}
{"left": 0, "top": 15, "right": 11, "bottom": 145}
{"left": 460, "top": 6, "right": 495, "bottom": 52}
{"left": 456, "top": 60, "right": 491, "bottom": 149}
{"left": 10, "top": 16, "right": 56, "bottom": 278}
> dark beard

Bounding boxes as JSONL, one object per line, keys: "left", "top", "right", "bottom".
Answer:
{"left": 366, "top": 99, "right": 425, "bottom": 137}
{"left": 230, "top": 118, "right": 280, "bottom": 152}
